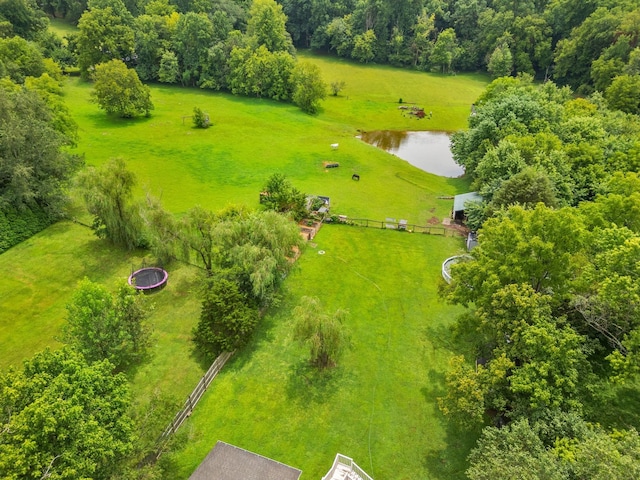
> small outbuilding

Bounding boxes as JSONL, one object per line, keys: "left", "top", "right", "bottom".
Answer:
{"left": 452, "top": 192, "right": 483, "bottom": 222}
{"left": 189, "top": 441, "right": 302, "bottom": 480}
{"left": 466, "top": 231, "right": 478, "bottom": 251}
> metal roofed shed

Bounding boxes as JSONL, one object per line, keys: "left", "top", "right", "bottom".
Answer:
{"left": 452, "top": 192, "right": 483, "bottom": 222}
{"left": 189, "top": 441, "right": 302, "bottom": 480}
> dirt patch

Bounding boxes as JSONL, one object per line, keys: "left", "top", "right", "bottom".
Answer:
{"left": 427, "top": 216, "right": 440, "bottom": 225}
{"left": 446, "top": 223, "right": 470, "bottom": 236}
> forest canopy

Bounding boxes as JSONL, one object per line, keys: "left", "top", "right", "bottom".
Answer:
{"left": 4, "top": 0, "right": 636, "bottom": 110}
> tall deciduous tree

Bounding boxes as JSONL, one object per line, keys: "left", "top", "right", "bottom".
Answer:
{"left": 351, "top": 28, "right": 376, "bottom": 63}
{"left": 133, "top": 13, "right": 174, "bottom": 81}
{"left": 440, "top": 284, "right": 589, "bottom": 425}
{"left": 91, "top": 59, "right": 153, "bottom": 118}
{"left": 76, "top": 0, "right": 135, "bottom": 77}
{"left": 260, "top": 173, "right": 306, "bottom": 219}
{"left": 63, "top": 278, "right": 152, "bottom": 371}
{"left": 158, "top": 49, "right": 179, "bottom": 83}
{"left": 0, "top": 348, "right": 134, "bottom": 479}
{"left": 553, "top": 7, "right": 619, "bottom": 91}
{"left": 0, "top": 86, "right": 81, "bottom": 215}
{"left": 77, "top": 157, "right": 145, "bottom": 249}
{"left": 227, "top": 44, "right": 295, "bottom": 100}
{"left": 487, "top": 41, "right": 513, "bottom": 78}
{"left": 0, "top": 35, "right": 45, "bottom": 83}
{"left": 490, "top": 166, "right": 558, "bottom": 209}
{"left": 445, "top": 204, "right": 584, "bottom": 307}
{"left": 467, "top": 419, "right": 566, "bottom": 480}
{"left": 246, "top": 0, "right": 293, "bottom": 53}
{"left": 430, "top": 28, "right": 460, "bottom": 73}
{"left": 606, "top": 74, "right": 640, "bottom": 114}
{"left": 172, "top": 11, "right": 214, "bottom": 86}
{"left": 468, "top": 416, "right": 640, "bottom": 480}
{"left": 0, "top": 0, "right": 48, "bottom": 40}
{"left": 410, "top": 10, "right": 435, "bottom": 68}
{"left": 293, "top": 296, "right": 350, "bottom": 369}
{"left": 325, "top": 15, "right": 354, "bottom": 57}
{"left": 145, "top": 203, "right": 303, "bottom": 303}
{"left": 291, "top": 60, "right": 327, "bottom": 113}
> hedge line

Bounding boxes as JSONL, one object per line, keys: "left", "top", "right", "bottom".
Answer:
{"left": 0, "top": 206, "right": 56, "bottom": 254}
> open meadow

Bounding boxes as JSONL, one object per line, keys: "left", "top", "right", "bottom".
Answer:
{"left": 1, "top": 51, "right": 489, "bottom": 479}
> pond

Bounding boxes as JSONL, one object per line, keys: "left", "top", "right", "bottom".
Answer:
{"left": 359, "top": 130, "right": 465, "bottom": 178}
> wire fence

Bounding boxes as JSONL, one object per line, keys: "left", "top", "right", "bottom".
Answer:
{"left": 333, "top": 217, "right": 459, "bottom": 236}
{"left": 155, "top": 351, "right": 234, "bottom": 458}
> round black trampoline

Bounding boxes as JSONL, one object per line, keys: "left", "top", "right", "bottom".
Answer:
{"left": 128, "top": 267, "right": 168, "bottom": 293}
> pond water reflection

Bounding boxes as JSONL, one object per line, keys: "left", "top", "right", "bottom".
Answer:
{"left": 359, "top": 130, "right": 465, "bottom": 178}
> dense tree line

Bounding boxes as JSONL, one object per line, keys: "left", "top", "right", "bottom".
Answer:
{"left": 441, "top": 77, "right": 640, "bottom": 477}
{"left": 7, "top": 0, "right": 640, "bottom": 109}
{"left": 281, "top": 0, "right": 640, "bottom": 95}
{"left": 65, "top": 0, "right": 325, "bottom": 112}
{"left": 0, "top": 33, "right": 81, "bottom": 252}
{"left": 452, "top": 76, "right": 640, "bottom": 227}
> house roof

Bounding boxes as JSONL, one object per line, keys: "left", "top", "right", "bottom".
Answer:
{"left": 188, "top": 441, "right": 302, "bottom": 480}
{"left": 453, "top": 192, "right": 483, "bottom": 213}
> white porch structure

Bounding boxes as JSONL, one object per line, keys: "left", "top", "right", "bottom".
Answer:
{"left": 322, "top": 454, "right": 373, "bottom": 480}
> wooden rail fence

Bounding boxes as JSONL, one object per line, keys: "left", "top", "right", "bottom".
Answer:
{"left": 156, "top": 351, "right": 234, "bottom": 457}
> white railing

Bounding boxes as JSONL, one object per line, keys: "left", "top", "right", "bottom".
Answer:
{"left": 442, "top": 254, "right": 473, "bottom": 284}
{"left": 322, "top": 453, "right": 374, "bottom": 480}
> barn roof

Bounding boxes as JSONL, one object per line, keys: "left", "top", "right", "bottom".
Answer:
{"left": 188, "top": 441, "right": 302, "bottom": 480}
{"left": 453, "top": 192, "right": 483, "bottom": 213}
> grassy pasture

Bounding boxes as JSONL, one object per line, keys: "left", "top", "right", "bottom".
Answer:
{"left": 163, "top": 226, "right": 475, "bottom": 479}
{"left": 0, "top": 220, "right": 205, "bottom": 407}
{"left": 300, "top": 51, "right": 488, "bottom": 132}
{"left": 64, "top": 53, "right": 484, "bottom": 221}
{"left": 2, "top": 51, "right": 489, "bottom": 478}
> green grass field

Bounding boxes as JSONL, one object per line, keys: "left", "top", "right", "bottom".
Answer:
{"left": 63, "top": 52, "right": 484, "bottom": 221}
{"left": 2, "top": 52, "right": 489, "bottom": 478}
{"left": 162, "top": 226, "right": 475, "bottom": 479}
{"left": 48, "top": 17, "right": 77, "bottom": 42}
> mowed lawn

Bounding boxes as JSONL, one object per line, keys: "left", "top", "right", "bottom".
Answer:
{"left": 163, "top": 226, "right": 474, "bottom": 479}
{"left": 299, "top": 51, "right": 488, "bottom": 132}
{"left": 63, "top": 55, "right": 484, "bottom": 221}
{"left": 0, "top": 220, "right": 206, "bottom": 407}
{"left": 1, "top": 52, "right": 488, "bottom": 478}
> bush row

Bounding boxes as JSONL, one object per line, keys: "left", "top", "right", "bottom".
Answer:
{"left": 0, "top": 206, "right": 55, "bottom": 254}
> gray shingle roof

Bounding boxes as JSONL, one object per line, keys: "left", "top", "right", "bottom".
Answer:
{"left": 189, "top": 441, "right": 302, "bottom": 480}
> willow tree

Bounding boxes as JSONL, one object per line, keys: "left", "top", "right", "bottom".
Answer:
{"left": 145, "top": 203, "right": 303, "bottom": 303}
{"left": 77, "top": 158, "right": 145, "bottom": 250}
{"left": 293, "top": 296, "right": 350, "bottom": 369}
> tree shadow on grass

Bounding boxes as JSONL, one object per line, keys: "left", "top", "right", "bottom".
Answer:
{"left": 422, "top": 415, "right": 480, "bottom": 480}
{"left": 421, "top": 368, "right": 481, "bottom": 480}
{"left": 86, "top": 110, "right": 156, "bottom": 130}
{"left": 285, "top": 360, "right": 346, "bottom": 405}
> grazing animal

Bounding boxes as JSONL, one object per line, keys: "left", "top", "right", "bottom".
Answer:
{"left": 331, "top": 143, "right": 339, "bottom": 150}
{"left": 352, "top": 173, "right": 360, "bottom": 181}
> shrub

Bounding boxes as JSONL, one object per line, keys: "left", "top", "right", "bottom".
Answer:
{"left": 192, "top": 106, "right": 210, "bottom": 128}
